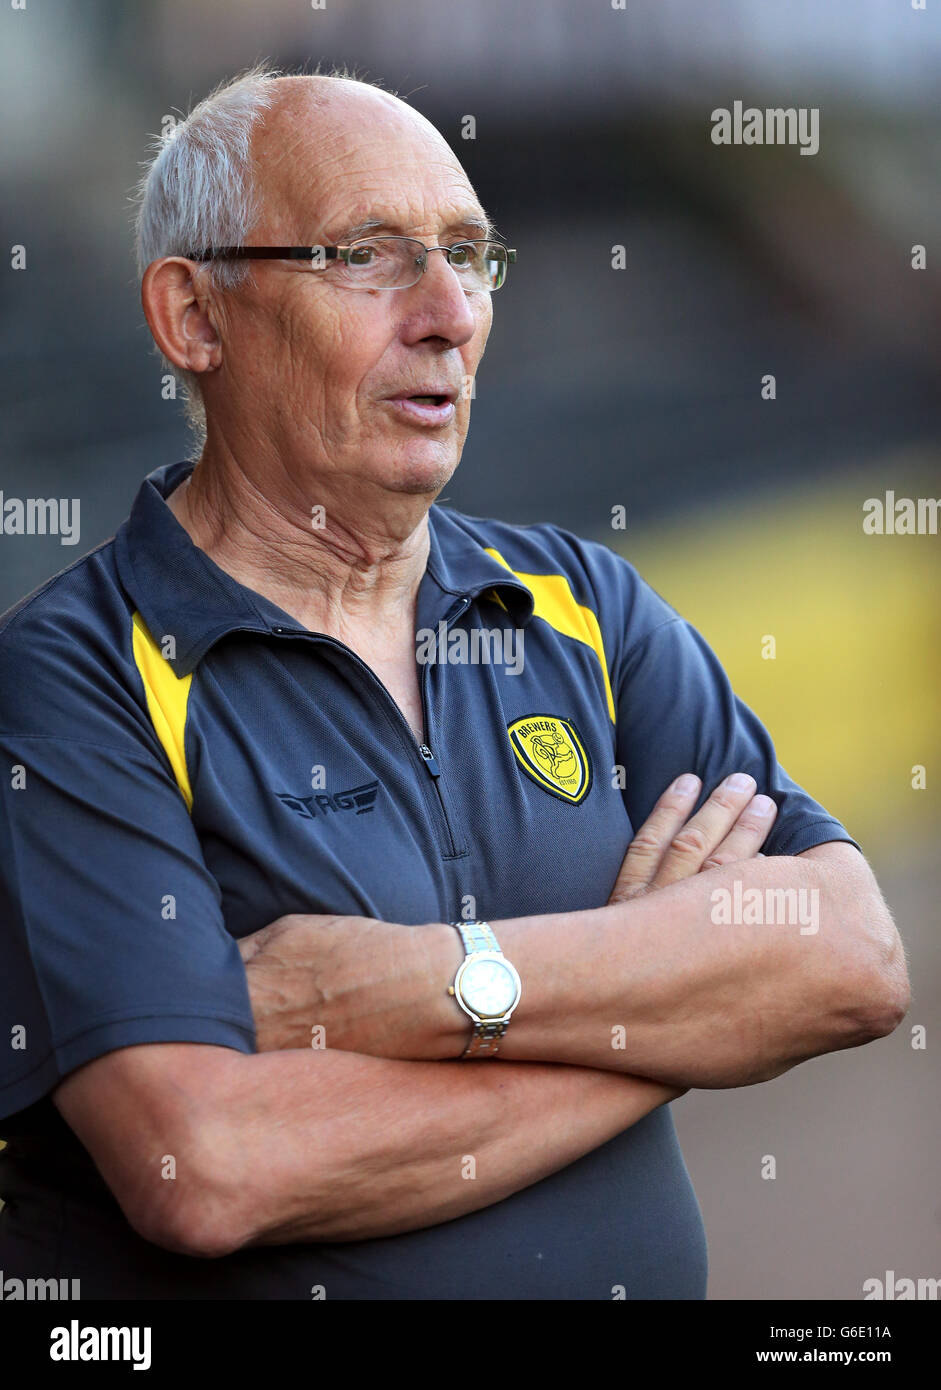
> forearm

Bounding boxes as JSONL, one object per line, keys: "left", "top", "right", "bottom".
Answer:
{"left": 186, "top": 1049, "right": 680, "bottom": 1251}
{"left": 492, "top": 852, "right": 904, "bottom": 1085}
{"left": 248, "top": 850, "right": 904, "bottom": 1089}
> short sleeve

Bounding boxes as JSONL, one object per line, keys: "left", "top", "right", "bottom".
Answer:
{"left": 0, "top": 720, "right": 256, "bottom": 1128}
{"left": 613, "top": 609, "right": 861, "bottom": 857}
{"left": 531, "top": 531, "right": 862, "bottom": 858}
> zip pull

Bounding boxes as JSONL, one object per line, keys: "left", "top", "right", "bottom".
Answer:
{"left": 419, "top": 744, "right": 441, "bottom": 777}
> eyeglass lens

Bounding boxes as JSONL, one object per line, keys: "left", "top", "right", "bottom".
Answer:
{"left": 334, "top": 238, "right": 508, "bottom": 291}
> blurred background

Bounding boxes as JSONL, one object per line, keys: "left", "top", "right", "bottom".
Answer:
{"left": 1, "top": 0, "right": 938, "bottom": 1300}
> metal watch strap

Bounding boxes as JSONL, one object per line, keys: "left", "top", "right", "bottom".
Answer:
{"left": 451, "top": 920, "right": 511, "bottom": 1058}
{"left": 455, "top": 920, "right": 501, "bottom": 957}
{"left": 464, "top": 1019, "right": 508, "bottom": 1058}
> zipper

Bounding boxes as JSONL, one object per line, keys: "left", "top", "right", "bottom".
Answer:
{"left": 418, "top": 744, "right": 441, "bottom": 776}
{"left": 267, "top": 595, "right": 471, "bottom": 858}
{"left": 415, "top": 593, "right": 470, "bottom": 856}
{"left": 417, "top": 743, "right": 460, "bottom": 856}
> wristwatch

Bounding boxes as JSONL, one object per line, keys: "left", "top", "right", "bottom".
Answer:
{"left": 447, "top": 920, "right": 522, "bottom": 1058}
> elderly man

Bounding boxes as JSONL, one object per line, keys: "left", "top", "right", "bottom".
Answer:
{"left": 0, "top": 67, "right": 907, "bottom": 1301}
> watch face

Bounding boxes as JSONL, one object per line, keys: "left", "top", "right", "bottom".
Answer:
{"left": 460, "top": 957, "right": 519, "bottom": 1017}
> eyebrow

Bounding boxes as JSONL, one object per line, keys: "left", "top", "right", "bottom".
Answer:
{"left": 331, "top": 212, "right": 497, "bottom": 243}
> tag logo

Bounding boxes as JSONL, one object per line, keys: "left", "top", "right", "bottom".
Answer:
{"left": 276, "top": 780, "right": 380, "bottom": 820}
{"left": 506, "top": 714, "right": 591, "bottom": 804}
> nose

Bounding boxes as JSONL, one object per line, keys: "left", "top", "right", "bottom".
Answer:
{"left": 404, "top": 245, "right": 480, "bottom": 346}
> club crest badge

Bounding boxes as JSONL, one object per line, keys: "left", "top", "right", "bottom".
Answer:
{"left": 506, "top": 714, "right": 592, "bottom": 805}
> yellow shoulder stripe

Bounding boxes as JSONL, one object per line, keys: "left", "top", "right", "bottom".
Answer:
{"left": 131, "top": 611, "right": 194, "bottom": 811}
{"left": 484, "top": 547, "right": 616, "bottom": 723}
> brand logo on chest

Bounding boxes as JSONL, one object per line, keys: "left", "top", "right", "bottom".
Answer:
{"left": 276, "top": 780, "right": 380, "bottom": 820}
{"left": 506, "top": 714, "right": 592, "bottom": 804}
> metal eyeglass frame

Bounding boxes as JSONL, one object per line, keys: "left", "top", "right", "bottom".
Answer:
{"left": 188, "top": 238, "right": 517, "bottom": 291}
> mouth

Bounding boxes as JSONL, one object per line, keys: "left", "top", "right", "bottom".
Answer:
{"left": 384, "top": 390, "right": 458, "bottom": 426}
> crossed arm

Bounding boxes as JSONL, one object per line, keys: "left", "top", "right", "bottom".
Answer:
{"left": 53, "top": 773, "right": 909, "bottom": 1257}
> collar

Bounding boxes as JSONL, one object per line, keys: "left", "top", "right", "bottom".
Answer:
{"left": 115, "top": 461, "right": 535, "bottom": 677}
{"left": 419, "top": 500, "right": 535, "bottom": 632}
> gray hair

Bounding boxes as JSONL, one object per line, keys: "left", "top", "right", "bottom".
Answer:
{"left": 131, "top": 61, "right": 394, "bottom": 449}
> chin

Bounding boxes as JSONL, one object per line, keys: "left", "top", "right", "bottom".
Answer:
{"left": 387, "top": 449, "right": 460, "bottom": 496}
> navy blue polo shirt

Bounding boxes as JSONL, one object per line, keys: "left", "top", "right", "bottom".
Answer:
{"left": 0, "top": 459, "right": 858, "bottom": 1299}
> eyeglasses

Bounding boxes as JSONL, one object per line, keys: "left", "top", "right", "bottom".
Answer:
{"left": 190, "top": 238, "right": 516, "bottom": 292}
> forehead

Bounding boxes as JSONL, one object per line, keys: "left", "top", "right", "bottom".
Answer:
{"left": 252, "top": 80, "right": 485, "bottom": 240}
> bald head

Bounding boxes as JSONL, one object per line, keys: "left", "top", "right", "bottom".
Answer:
{"left": 248, "top": 76, "right": 486, "bottom": 250}
{"left": 254, "top": 73, "right": 446, "bottom": 154}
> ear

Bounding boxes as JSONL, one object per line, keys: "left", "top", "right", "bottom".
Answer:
{"left": 141, "top": 258, "right": 223, "bottom": 375}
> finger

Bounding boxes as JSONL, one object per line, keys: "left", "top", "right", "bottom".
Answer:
{"left": 699, "top": 794, "right": 778, "bottom": 870}
{"left": 607, "top": 773, "right": 701, "bottom": 904}
{"left": 649, "top": 772, "right": 759, "bottom": 890}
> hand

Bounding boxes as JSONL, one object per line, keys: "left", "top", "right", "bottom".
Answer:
{"left": 607, "top": 772, "right": 778, "bottom": 906}
{"left": 237, "top": 912, "right": 444, "bottom": 1056}
{"left": 237, "top": 912, "right": 370, "bottom": 1053}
